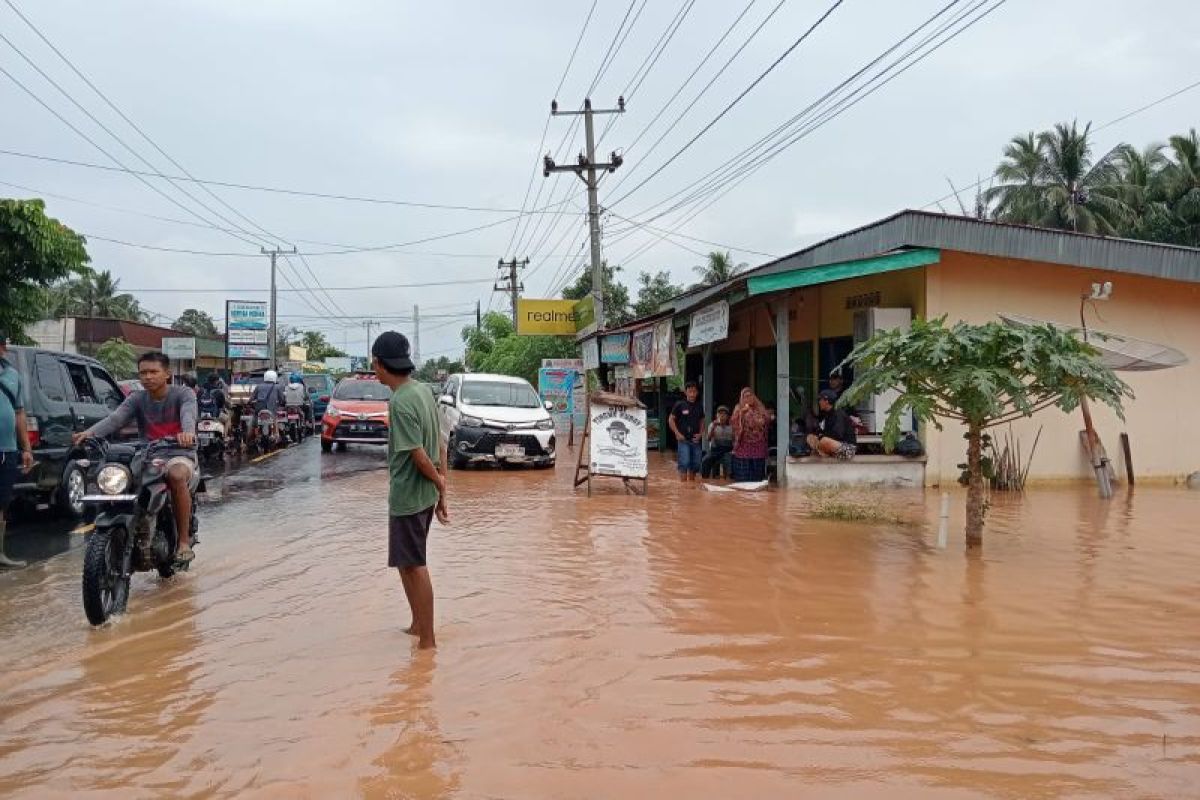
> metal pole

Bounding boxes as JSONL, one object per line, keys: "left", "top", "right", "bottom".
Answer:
{"left": 269, "top": 250, "right": 277, "bottom": 371}
{"left": 509, "top": 260, "right": 519, "bottom": 329}
{"left": 775, "top": 301, "right": 789, "bottom": 487}
{"left": 365, "top": 320, "right": 373, "bottom": 361}
{"left": 413, "top": 304, "right": 420, "bottom": 366}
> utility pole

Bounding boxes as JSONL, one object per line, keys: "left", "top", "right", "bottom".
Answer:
{"left": 413, "top": 304, "right": 421, "bottom": 367}
{"left": 494, "top": 257, "right": 528, "bottom": 328}
{"left": 363, "top": 319, "right": 376, "bottom": 363}
{"left": 261, "top": 246, "right": 296, "bottom": 371}
{"left": 545, "top": 97, "right": 625, "bottom": 333}
{"left": 476, "top": 299, "right": 481, "bottom": 329}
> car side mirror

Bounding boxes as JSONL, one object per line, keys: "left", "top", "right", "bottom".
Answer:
{"left": 544, "top": 400, "right": 554, "bottom": 411}
{"left": 440, "top": 394, "right": 456, "bottom": 407}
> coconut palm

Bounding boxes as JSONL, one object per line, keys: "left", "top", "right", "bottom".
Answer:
{"left": 1113, "top": 143, "right": 1169, "bottom": 238}
{"left": 694, "top": 250, "right": 746, "bottom": 287}
{"left": 986, "top": 121, "right": 1131, "bottom": 235}
{"left": 1162, "top": 128, "right": 1200, "bottom": 246}
{"left": 47, "top": 269, "right": 148, "bottom": 321}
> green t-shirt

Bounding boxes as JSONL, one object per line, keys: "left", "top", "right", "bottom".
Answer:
{"left": 387, "top": 380, "right": 442, "bottom": 517}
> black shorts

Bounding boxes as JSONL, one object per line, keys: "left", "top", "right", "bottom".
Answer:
{"left": 0, "top": 451, "right": 19, "bottom": 509}
{"left": 388, "top": 507, "right": 435, "bottom": 568}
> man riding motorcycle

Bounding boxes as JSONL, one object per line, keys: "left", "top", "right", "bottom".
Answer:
{"left": 198, "top": 373, "right": 230, "bottom": 428}
{"left": 72, "top": 350, "right": 199, "bottom": 565}
{"left": 283, "top": 372, "right": 310, "bottom": 431}
{"left": 249, "top": 369, "right": 284, "bottom": 444}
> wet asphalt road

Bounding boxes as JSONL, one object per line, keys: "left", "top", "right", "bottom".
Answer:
{"left": 5, "top": 435, "right": 385, "bottom": 566}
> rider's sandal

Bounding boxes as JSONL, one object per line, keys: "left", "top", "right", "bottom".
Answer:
{"left": 175, "top": 546, "right": 195, "bottom": 565}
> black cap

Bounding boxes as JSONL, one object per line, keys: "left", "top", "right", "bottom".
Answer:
{"left": 818, "top": 389, "right": 838, "bottom": 403}
{"left": 371, "top": 331, "right": 414, "bottom": 371}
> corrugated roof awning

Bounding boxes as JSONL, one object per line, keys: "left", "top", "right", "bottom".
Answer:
{"left": 747, "top": 248, "right": 940, "bottom": 296}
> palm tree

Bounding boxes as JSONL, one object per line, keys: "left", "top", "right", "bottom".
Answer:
{"left": 986, "top": 121, "right": 1131, "bottom": 235}
{"left": 984, "top": 132, "right": 1043, "bottom": 223}
{"left": 694, "top": 250, "right": 746, "bottom": 287}
{"left": 1162, "top": 128, "right": 1200, "bottom": 246}
{"left": 47, "top": 269, "right": 147, "bottom": 321}
{"left": 1114, "top": 143, "right": 1169, "bottom": 238}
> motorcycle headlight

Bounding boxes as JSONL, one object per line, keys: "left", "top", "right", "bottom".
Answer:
{"left": 459, "top": 415, "right": 484, "bottom": 428}
{"left": 96, "top": 464, "right": 131, "bottom": 495}
{"left": 536, "top": 418, "right": 554, "bottom": 430}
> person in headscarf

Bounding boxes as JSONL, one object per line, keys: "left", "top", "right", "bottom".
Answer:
{"left": 730, "top": 387, "right": 769, "bottom": 482}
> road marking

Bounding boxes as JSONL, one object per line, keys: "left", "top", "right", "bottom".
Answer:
{"left": 71, "top": 523, "right": 96, "bottom": 534}
{"left": 250, "top": 449, "right": 283, "bottom": 464}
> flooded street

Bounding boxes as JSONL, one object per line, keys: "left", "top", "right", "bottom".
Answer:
{"left": 1, "top": 439, "right": 1197, "bottom": 798}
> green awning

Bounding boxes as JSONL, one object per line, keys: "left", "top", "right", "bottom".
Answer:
{"left": 746, "top": 248, "right": 940, "bottom": 296}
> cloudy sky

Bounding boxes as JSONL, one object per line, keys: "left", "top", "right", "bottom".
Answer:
{"left": 4, "top": 0, "right": 1198, "bottom": 360}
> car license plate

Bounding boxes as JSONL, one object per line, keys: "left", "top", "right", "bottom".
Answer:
{"left": 496, "top": 443, "right": 525, "bottom": 458}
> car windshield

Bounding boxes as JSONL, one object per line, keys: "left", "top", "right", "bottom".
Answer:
{"left": 333, "top": 380, "right": 391, "bottom": 401}
{"left": 302, "top": 376, "right": 327, "bottom": 391}
{"left": 460, "top": 379, "right": 541, "bottom": 408}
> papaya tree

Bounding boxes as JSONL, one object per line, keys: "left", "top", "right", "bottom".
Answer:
{"left": 840, "top": 317, "right": 1132, "bottom": 547}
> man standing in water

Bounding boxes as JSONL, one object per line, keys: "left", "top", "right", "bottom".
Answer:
{"left": 372, "top": 331, "right": 448, "bottom": 650}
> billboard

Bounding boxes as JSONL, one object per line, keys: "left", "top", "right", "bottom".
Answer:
{"left": 688, "top": 300, "right": 729, "bottom": 347}
{"left": 516, "top": 299, "right": 582, "bottom": 336}
{"left": 226, "top": 300, "right": 270, "bottom": 360}
{"left": 324, "top": 356, "right": 352, "bottom": 373}
{"left": 287, "top": 345, "right": 308, "bottom": 362}
{"left": 600, "top": 332, "right": 630, "bottom": 364}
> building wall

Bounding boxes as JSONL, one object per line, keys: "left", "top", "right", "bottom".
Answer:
{"left": 27, "top": 318, "right": 78, "bottom": 353}
{"left": 924, "top": 251, "right": 1200, "bottom": 484}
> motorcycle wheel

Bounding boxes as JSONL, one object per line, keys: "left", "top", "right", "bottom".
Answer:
{"left": 82, "top": 528, "right": 130, "bottom": 625}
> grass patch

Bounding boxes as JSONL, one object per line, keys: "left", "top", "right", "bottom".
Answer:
{"left": 804, "top": 485, "right": 912, "bottom": 525}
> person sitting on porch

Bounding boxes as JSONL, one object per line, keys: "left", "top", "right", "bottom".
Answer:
{"left": 731, "top": 387, "right": 770, "bottom": 481}
{"left": 806, "top": 389, "right": 857, "bottom": 460}
{"left": 701, "top": 405, "right": 733, "bottom": 479}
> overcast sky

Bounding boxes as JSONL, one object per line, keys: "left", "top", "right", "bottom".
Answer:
{"left": 4, "top": 0, "right": 1198, "bottom": 360}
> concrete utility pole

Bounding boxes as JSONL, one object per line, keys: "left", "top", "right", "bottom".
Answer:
{"left": 413, "top": 304, "right": 421, "bottom": 367}
{"left": 261, "top": 246, "right": 297, "bottom": 371}
{"left": 545, "top": 97, "right": 625, "bottom": 332}
{"left": 363, "top": 319, "right": 376, "bottom": 362}
{"left": 494, "top": 257, "right": 528, "bottom": 328}
{"left": 475, "top": 299, "right": 481, "bottom": 329}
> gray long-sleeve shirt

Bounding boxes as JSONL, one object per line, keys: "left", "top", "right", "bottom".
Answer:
{"left": 87, "top": 386, "right": 197, "bottom": 442}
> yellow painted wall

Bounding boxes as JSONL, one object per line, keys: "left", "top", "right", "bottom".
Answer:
{"left": 924, "top": 251, "right": 1200, "bottom": 485}
{"left": 817, "top": 266, "right": 926, "bottom": 337}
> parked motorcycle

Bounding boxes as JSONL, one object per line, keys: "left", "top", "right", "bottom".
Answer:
{"left": 74, "top": 437, "right": 202, "bottom": 626}
{"left": 196, "top": 412, "right": 227, "bottom": 462}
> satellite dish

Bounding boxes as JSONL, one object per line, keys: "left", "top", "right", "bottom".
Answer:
{"left": 999, "top": 313, "right": 1189, "bottom": 372}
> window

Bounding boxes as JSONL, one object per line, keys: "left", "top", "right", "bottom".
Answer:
{"left": 63, "top": 361, "right": 97, "bottom": 404}
{"left": 302, "top": 376, "right": 328, "bottom": 392}
{"left": 333, "top": 380, "right": 391, "bottom": 401}
{"left": 445, "top": 375, "right": 460, "bottom": 398}
{"left": 460, "top": 380, "right": 540, "bottom": 409}
{"left": 34, "top": 354, "right": 69, "bottom": 402}
{"left": 89, "top": 366, "right": 124, "bottom": 410}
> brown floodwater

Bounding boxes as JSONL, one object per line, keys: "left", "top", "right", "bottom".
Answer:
{"left": 1, "top": 441, "right": 1197, "bottom": 798}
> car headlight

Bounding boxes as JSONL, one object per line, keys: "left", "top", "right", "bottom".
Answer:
{"left": 325, "top": 407, "right": 340, "bottom": 418}
{"left": 536, "top": 418, "right": 554, "bottom": 430}
{"left": 459, "top": 415, "right": 484, "bottom": 428}
{"left": 96, "top": 464, "right": 131, "bottom": 495}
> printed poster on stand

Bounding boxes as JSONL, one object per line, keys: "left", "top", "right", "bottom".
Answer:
{"left": 589, "top": 403, "right": 648, "bottom": 479}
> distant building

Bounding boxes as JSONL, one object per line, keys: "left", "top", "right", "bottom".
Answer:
{"left": 27, "top": 317, "right": 227, "bottom": 373}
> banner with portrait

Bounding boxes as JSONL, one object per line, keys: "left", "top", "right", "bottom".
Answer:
{"left": 588, "top": 403, "right": 648, "bottom": 479}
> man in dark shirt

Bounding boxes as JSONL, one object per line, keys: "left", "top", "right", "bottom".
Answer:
{"left": 806, "top": 389, "right": 857, "bottom": 460}
{"left": 73, "top": 351, "right": 199, "bottom": 564}
{"left": 669, "top": 381, "right": 704, "bottom": 482}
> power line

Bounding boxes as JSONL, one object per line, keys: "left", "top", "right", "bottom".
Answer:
{"left": 608, "top": 0, "right": 846, "bottom": 208}
{"left": 124, "top": 278, "right": 495, "bottom": 293}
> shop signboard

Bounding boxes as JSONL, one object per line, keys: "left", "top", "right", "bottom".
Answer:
{"left": 588, "top": 403, "right": 648, "bottom": 479}
{"left": 324, "top": 356, "right": 352, "bottom": 373}
{"left": 162, "top": 337, "right": 196, "bottom": 360}
{"left": 581, "top": 338, "right": 600, "bottom": 371}
{"left": 287, "top": 345, "right": 308, "bottom": 362}
{"left": 688, "top": 299, "right": 729, "bottom": 347}
{"left": 226, "top": 299, "right": 270, "bottom": 360}
{"left": 600, "top": 332, "right": 630, "bottom": 364}
{"left": 516, "top": 299, "right": 582, "bottom": 336}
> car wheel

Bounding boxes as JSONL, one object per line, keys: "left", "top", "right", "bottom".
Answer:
{"left": 320, "top": 439, "right": 333, "bottom": 453}
{"left": 448, "top": 437, "right": 467, "bottom": 470}
{"left": 57, "top": 463, "right": 86, "bottom": 518}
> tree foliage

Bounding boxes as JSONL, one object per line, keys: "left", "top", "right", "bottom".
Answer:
{"left": 632, "top": 270, "right": 683, "bottom": 318}
{"left": 462, "top": 311, "right": 576, "bottom": 385}
{"left": 45, "top": 268, "right": 149, "bottom": 323}
{"left": 694, "top": 250, "right": 747, "bottom": 287}
{"left": 173, "top": 308, "right": 218, "bottom": 337}
{"left": 95, "top": 337, "right": 138, "bottom": 380}
{"left": 297, "top": 330, "right": 347, "bottom": 360}
{"left": 561, "top": 262, "right": 631, "bottom": 326}
{"left": 840, "top": 317, "right": 1132, "bottom": 545}
{"left": 1, "top": 198, "right": 90, "bottom": 342}
{"left": 985, "top": 122, "right": 1200, "bottom": 246}
{"left": 415, "top": 355, "right": 464, "bottom": 383}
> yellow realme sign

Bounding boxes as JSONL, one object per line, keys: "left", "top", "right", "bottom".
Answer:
{"left": 516, "top": 299, "right": 581, "bottom": 336}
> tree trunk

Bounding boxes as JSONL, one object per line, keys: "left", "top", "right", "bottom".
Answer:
{"left": 965, "top": 423, "right": 986, "bottom": 548}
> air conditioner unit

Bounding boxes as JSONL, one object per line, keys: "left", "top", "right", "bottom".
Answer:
{"left": 851, "top": 307, "right": 913, "bottom": 435}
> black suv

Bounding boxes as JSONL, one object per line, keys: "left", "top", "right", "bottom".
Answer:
{"left": 5, "top": 346, "right": 127, "bottom": 516}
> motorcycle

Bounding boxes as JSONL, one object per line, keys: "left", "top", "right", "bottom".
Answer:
{"left": 196, "top": 412, "right": 227, "bottom": 461}
{"left": 283, "top": 406, "right": 304, "bottom": 444}
{"left": 255, "top": 409, "right": 280, "bottom": 451}
{"left": 74, "top": 437, "right": 202, "bottom": 626}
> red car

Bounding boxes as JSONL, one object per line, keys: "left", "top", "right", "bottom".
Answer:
{"left": 320, "top": 374, "right": 391, "bottom": 452}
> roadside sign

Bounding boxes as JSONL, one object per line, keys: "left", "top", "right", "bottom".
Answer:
{"left": 688, "top": 299, "right": 729, "bottom": 347}
{"left": 162, "top": 337, "right": 196, "bottom": 360}
{"left": 226, "top": 299, "right": 270, "bottom": 360}
{"left": 588, "top": 403, "right": 647, "bottom": 479}
{"left": 516, "top": 299, "right": 582, "bottom": 336}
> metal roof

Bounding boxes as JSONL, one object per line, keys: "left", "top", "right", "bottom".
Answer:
{"left": 665, "top": 210, "right": 1200, "bottom": 317}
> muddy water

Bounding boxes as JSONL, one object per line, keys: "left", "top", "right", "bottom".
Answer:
{"left": 0, "top": 443, "right": 1197, "bottom": 798}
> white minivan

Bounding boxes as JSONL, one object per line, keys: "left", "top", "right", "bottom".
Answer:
{"left": 437, "top": 373, "right": 556, "bottom": 469}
